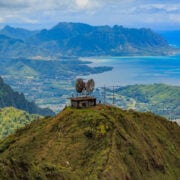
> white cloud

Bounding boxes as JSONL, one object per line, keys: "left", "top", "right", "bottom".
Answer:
{"left": 135, "top": 4, "right": 180, "bottom": 14}
{"left": 75, "top": 0, "right": 89, "bottom": 9}
{"left": 0, "top": 17, "right": 4, "bottom": 23}
{"left": 169, "top": 14, "right": 180, "bottom": 23}
{"left": 0, "top": 0, "right": 179, "bottom": 30}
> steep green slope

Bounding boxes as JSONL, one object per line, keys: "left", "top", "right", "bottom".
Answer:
{"left": 0, "top": 107, "right": 41, "bottom": 140}
{"left": 0, "top": 35, "right": 24, "bottom": 58}
{"left": 0, "top": 76, "right": 55, "bottom": 116}
{"left": 6, "top": 61, "right": 39, "bottom": 76}
{"left": 0, "top": 105, "right": 179, "bottom": 179}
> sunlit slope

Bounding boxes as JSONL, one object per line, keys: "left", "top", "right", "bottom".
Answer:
{"left": 0, "top": 107, "right": 41, "bottom": 139}
{"left": 0, "top": 105, "right": 179, "bottom": 179}
{"left": 112, "top": 84, "right": 180, "bottom": 119}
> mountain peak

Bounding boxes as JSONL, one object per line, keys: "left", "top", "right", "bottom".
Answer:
{"left": 3, "top": 25, "right": 14, "bottom": 30}
{"left": 2, "top": 25, "right": 28, "bottom": 32}
{"left": 0, "top": 22, "right": 170, "bottom": 57}
{"left": 51, "top": 22, "right": 93, "bottom": 32}
{"left": 0, "top": 25, "right": 37, "bottom": 41}
{"left": 53, "top": 22, "right": 91, "bottom": 27}
{"left": 0, "top": 105, "right": 179, "bottom": 179}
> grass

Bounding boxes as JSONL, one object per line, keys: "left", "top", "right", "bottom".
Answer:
{"left": 0, "top": 105, "right": 179, "bottom": 179}
{"left": 0, "top": 107, "right": 42, "bottom": 140}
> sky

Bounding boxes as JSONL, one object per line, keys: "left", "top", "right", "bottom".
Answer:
{"left": 0, "top": 0, "right": 179, "bottom": 30}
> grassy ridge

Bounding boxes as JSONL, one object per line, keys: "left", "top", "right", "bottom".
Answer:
{"left": 0, "top": 105, "right": 179, "bottom": 179}
{"left": 0, "top": 107, "right": 42, "bottom": 139}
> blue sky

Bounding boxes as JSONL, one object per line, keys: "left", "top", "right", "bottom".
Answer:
{"left": 0, "top": 0, "right": 179, "bottom": 30}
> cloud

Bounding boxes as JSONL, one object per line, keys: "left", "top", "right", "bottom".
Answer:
{"left": 0, "top": 0, "right": 179, "bottom": 30}
{"left": 0, "top": 17, "right": 4, "bottom": 23}
{"left": 75, "top": 0, "right": 99, "bottom": 10}
{"left": 132, "top": 4, "right": 180, "bottom": 14}
{"left": 169, "top": 14, "right": 180, "bottom": 23}
{"left": 0, "top": 0, "right": 99, "bottom": 11}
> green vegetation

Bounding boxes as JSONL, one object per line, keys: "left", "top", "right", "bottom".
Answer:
{"left": 0, "top": 76, "right": 55, "bottom": 116}
{"left": 0, "top": 107, "right": 42, "bottom": 140}
{"left": 1, "top": 67, "right": 179, "bottom": 119}
{"left": 0, "top": 58, "right": 112, "bottom": 113}
{"left": 0, "top": 105, "right": 179, "bottom": 179}
{"left": 105, "top": 84, "right": 180, "bottom": 119}
{"left": 0, "top": 58, "right": 111, "bottom": 78}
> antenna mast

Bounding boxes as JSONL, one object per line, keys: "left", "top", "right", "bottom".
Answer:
{"left": 103, "top": 85, "right": 106, "bottom": 104}
{"left": 113, "top": 86, "right": 115, "bottom": 105}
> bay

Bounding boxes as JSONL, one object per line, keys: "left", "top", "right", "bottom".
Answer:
{"left": 79, "top": 55, "right": 180, "bottom": 87}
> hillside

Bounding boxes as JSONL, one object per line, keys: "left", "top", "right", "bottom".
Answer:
{"left": 104, "top": 84, "right": 180, "bottom": 119}
{"left": 0, "top": 22, "right": 171, "bottom": 58}
{"left": 0, "top": 25, "right": 37, "bottom": 40}
{"left": 0, "top": 107, "right": 41, "bottom": 140}
{"left": 0, "top": 76, "right": 55, "bottom": 116}
{"left": 0, "top": 105, "right": 179, "bottom": 179}
{"left": 0, "top": 57, "right": 112, "bottom": 112}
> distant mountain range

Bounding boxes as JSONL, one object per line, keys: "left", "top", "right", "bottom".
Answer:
{"left": 0, "top": 76, "right": 55, "bottom": 116}
{"left": 0, "top": 22, "right": 171, "bottom": 58}
{"left": 0, "top": 25, "right": 37, "bottom": 40}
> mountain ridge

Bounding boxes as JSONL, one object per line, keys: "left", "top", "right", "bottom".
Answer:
{"left": 0, "top": 22, "right": 171, "bottom": 58}
{"left": 0, "top": 25, "right": 37, "bottom": 40}
{"left": 0, "top": 76, "right": 55, "bottom": 116}
{"left": 0, "top": 105, "right": 179, "bottom": 179}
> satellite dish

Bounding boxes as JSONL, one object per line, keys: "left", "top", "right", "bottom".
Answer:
{"left": 75, "top": 78, "right": 85, "bottom": 93}
{"left": 86, "top": 79, "right": 95, "bottom": 93}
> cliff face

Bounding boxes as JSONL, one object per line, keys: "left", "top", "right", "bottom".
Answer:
{"left": 0, "top": 76, "right": 55, "bottom": 116}
{"left": 0, "top": 105, "right": 179, "bottom": 179}
{"left": 0, "top": 23, "right": 170, "bottom": 58}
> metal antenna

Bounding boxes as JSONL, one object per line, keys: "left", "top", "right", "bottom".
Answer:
{"left": 103, "top": 85, "right": 106, "bottom": 104}
{"left": 113, "top": 86, "right": 115, "bottom": 105}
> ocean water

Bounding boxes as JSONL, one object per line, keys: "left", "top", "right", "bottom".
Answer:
{"left": 79, "top": 55, "right": 180, "bottom": 87}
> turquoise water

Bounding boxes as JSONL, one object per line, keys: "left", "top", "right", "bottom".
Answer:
{"left": 79, "top": 55, "right": 180, "bottom": 87}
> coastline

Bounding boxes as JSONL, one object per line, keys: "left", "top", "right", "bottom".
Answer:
{"left": 78, "top": 55, "right": 180, "bottom": 87}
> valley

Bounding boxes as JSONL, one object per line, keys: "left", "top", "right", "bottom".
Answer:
{"left": 0, "top": 57, "right": 112, "bottom": 112}
{"left": 1, "top": 56, "right": 179, "bottom": 120}
{"left": 0, "top": 23, "right": 179, "bottom": 120}
{"left": 0, "top": 1, "right": 179, "bottom": 179}
{"left": 99, "top": 84, "right": 180, "bottom": 120}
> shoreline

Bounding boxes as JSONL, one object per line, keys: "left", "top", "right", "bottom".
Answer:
{"left": 78, "top": 55, "right": 180, "bottom": 87}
